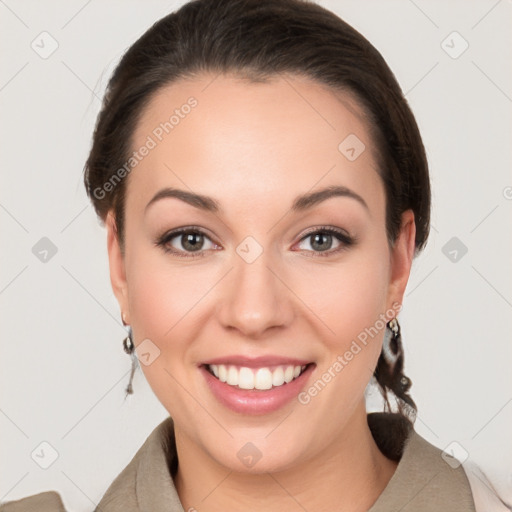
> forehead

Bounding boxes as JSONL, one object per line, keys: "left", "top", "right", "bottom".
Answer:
{"left": 127, "top": 73, "right": 383, "bottom": 217}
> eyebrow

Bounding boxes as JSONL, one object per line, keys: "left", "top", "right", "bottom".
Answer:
{"left": 144, "top": 185, "right": 369, "bottom": 215}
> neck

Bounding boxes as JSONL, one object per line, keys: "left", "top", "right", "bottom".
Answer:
{"left": 174, "top": 403, "right": 398, "bottom": 512}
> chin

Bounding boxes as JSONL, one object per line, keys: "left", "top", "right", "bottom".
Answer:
{"left": 204, "top": 429, "right": 309, "bottom": 475}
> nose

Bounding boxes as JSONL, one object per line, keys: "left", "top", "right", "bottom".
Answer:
{"left": 216, "top": 250, "right": 294, "bottom": 338}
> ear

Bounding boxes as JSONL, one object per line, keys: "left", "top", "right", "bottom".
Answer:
{"left": 106, "top": 211, "right": 130, "bottom": 323}
{"left": 386, "top": 209, "right": 416, "bottom": 312}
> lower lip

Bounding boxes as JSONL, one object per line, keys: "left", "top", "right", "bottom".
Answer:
{"left": 200, "top": 364, "right": 315, "bottom": 415}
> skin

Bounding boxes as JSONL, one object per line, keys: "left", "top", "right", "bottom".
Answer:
{"left": 106, "top": 73, "right": 416, "bottom": 511}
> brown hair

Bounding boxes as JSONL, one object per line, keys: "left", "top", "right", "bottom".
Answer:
{"left": 83, "top": 0, "right": 430, "bottom": 421}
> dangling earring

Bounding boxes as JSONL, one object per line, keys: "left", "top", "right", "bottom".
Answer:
{"left": 123, "top": 329, "right": 134, "bottom": 354}
{"left": 374, "top": 317, "right": 416, "bottom": 415}
{"left": 382, "top": 318, "right": 400, "bottom": 364}
{"left": 121, "top": 317, "right": 137, "bottom": 397}
{"left": 384, "top": 318, "right": 411, "bottom": 393}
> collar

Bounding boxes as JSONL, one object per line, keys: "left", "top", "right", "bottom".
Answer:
{"left": 95, "top": 412, "right": 476, "bottom": 512}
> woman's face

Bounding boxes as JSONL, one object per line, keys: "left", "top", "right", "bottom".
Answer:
{"left": 107, "top": 73, "right": 415, "bottom": 472}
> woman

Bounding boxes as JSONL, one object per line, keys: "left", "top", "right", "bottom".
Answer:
{"left": 1, "top": 0, "right": 505, "bottom": 510}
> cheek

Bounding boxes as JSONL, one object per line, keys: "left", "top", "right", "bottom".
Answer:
{"left": 294, "top": 264, "right": 389, "bottom": 421}
{"left": 293, "top": 243, "right": 391, "bottom": 406}
{"left": 124, "top": 224, "right": 391, "bottom": 411}
{"left": 124, "top": 244, "right": 220, "bottom": 372}
{"left": 128, "top": 266, "right": 192, "bottom": 338}
{"left": 125, "top": 238, "right": 211, "bottom": 335}
{"left": 126, "top": 229, "right": 390, "bottom": 353}
{"left": 123, "top": 248, "right": 210, "bottom": 411}
{"left": 296, "top": 248, "right": 390, "bottom": 345}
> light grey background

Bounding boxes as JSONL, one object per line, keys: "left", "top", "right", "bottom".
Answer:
{"left": 1, "top": 0, "right": 511, "bottom": 509}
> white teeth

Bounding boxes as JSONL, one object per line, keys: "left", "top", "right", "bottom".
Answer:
{"left": 227, "top": 366, "right": 238, "bottom": 386}
{"left": 207, "top": 363, "right": 307, "bottom": 390}
{"left": 218, "top": 364, "right": 227, "bottom": 382}
{"left": 272, "top": 366, "right": 285, "bottom": 387}
{"left": 238, "top": 367, "right": 254, "bottom": 389}
{"left": 284, "top": 365, "right": 294, "bottom": 383}
{"left": 255, "top": 368, "right": 273, "bottom": 390}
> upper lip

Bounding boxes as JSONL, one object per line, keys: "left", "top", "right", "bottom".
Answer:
{"left": 201, "top": 355, "right": 313, "bottom": 368}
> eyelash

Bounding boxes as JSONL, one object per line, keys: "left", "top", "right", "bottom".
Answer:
{"left": 154, "top": 225, "right": 356, "bottom": 259}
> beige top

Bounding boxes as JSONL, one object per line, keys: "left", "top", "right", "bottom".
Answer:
{"left": 0, "top": 413, "right": 478, "bottom": 512}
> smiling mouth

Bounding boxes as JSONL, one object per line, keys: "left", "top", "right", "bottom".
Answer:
{"left": 204, "top": 363, "right": 313, "bottom": 391}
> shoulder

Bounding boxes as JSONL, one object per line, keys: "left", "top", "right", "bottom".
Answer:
{"left": 461, "top": 458, "right": 512, "bottom": 512}
{"left": 95, "top": 416, "right": 182, "bottom": 511}
{"left": 0, "top": 491, "right": 66, "bottom": 512}
{"left": 368, "top": 412, "right": 477, "bottom": 512}
{"left": 402, "top": 429, "right": 510, "bottom": 512}
{"left": 0, "top": 417, "right": 179, "bottom": 512}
